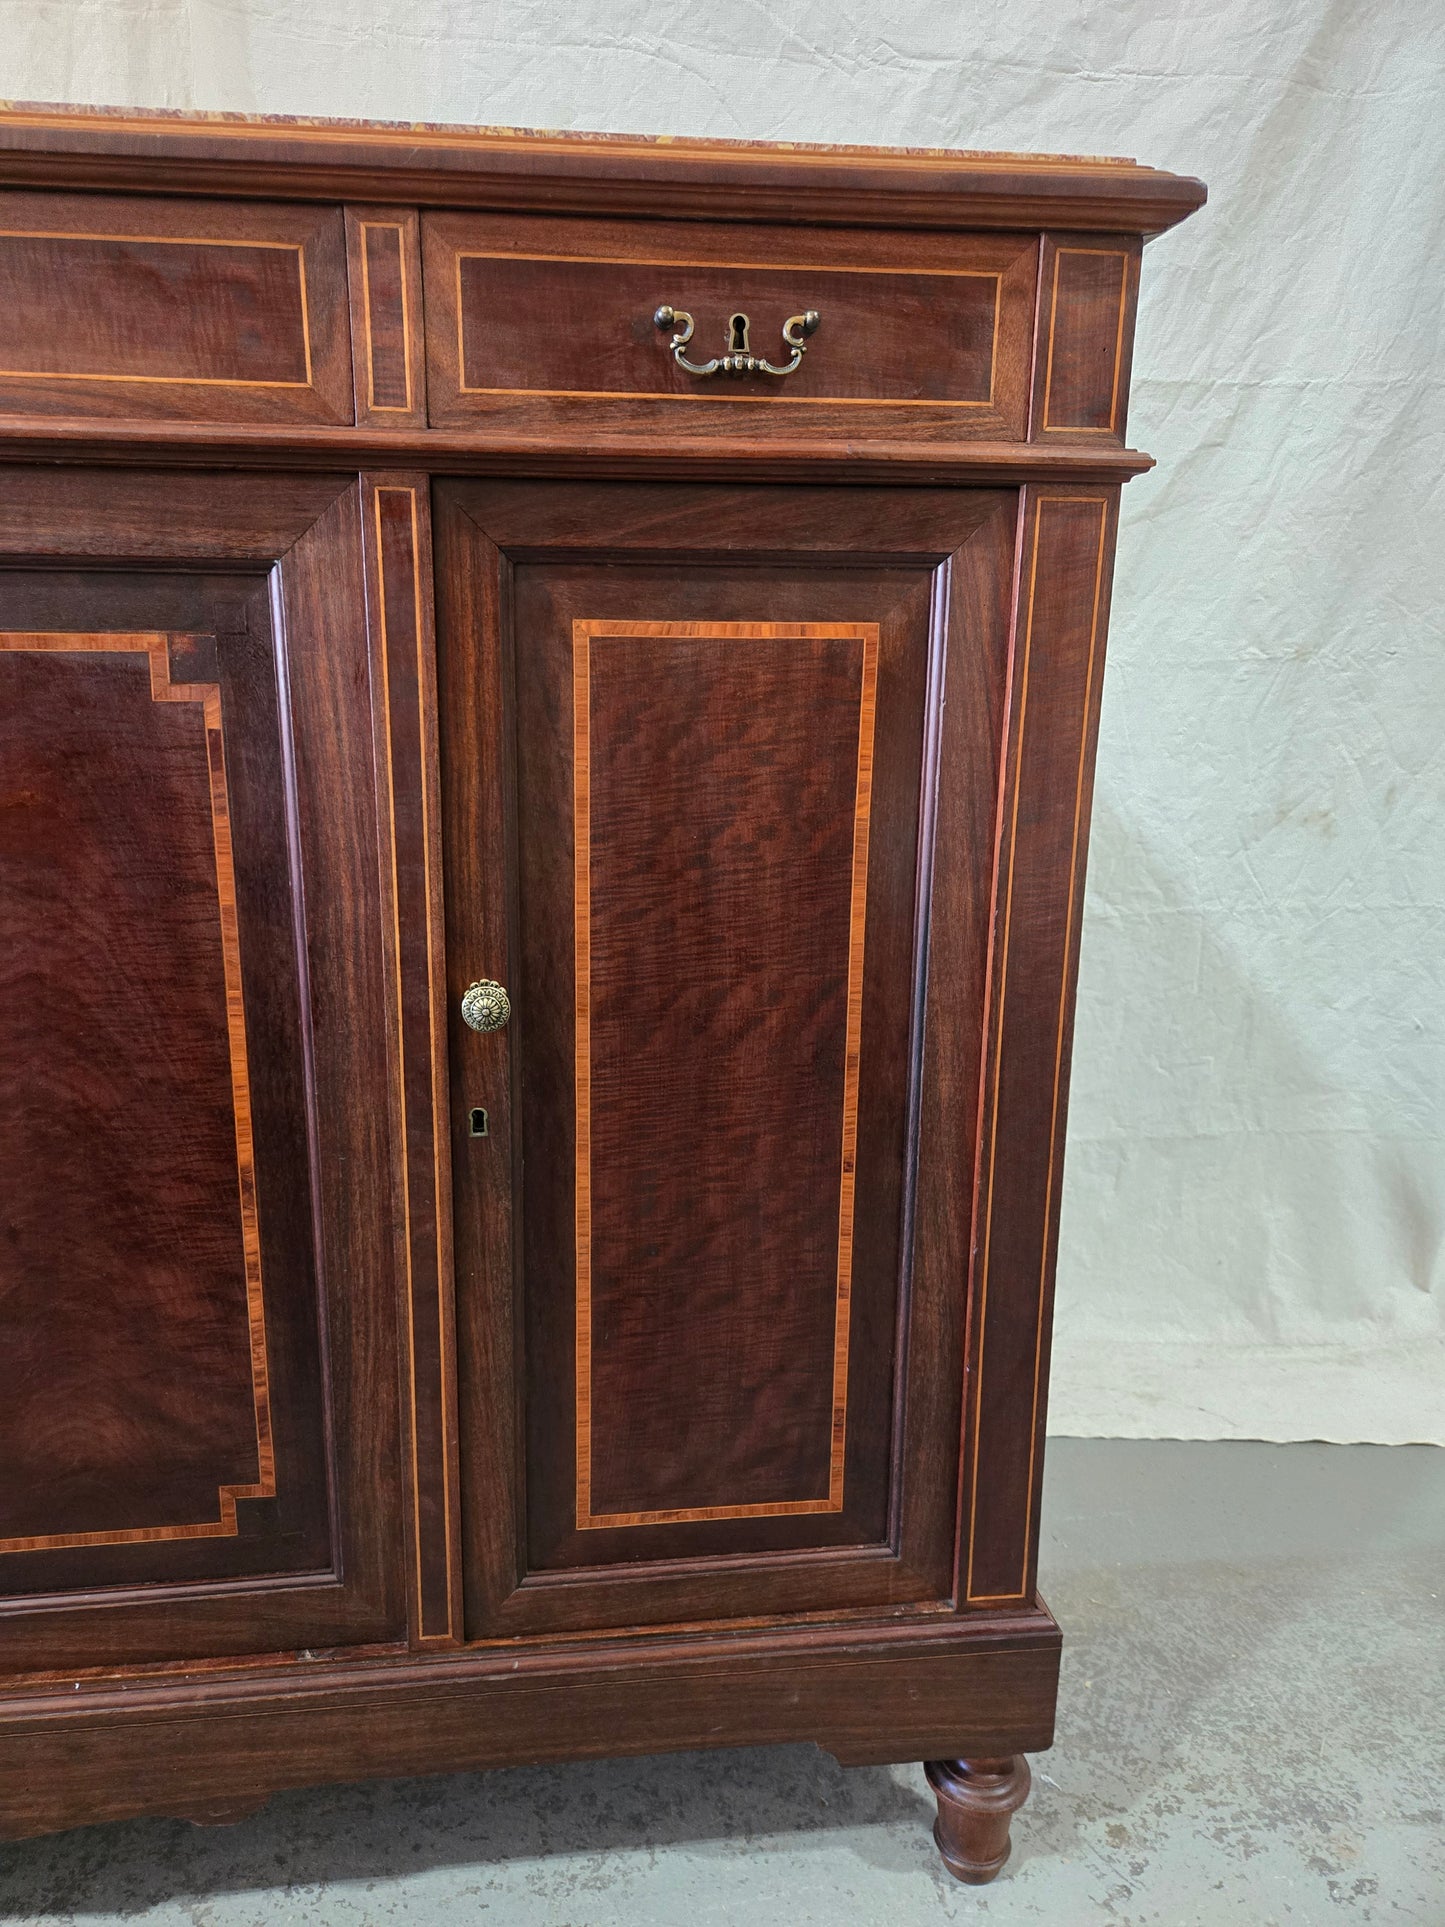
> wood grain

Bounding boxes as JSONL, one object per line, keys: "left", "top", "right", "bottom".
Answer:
{"left": 436, "top": 479, "right": 1013, "bottom": 1641}
{"left": 570, "top": 620, "right": 878, "bottom": 1530}
{"left": 0, "top": 112, "right": 1204, "bottom": 1860}
{"left": 0, "top": 1608, "right": 1060, "bottom": 1840}
{"left": 0, "top": 470, "right": 404, "bottom": 1670}
{"left": 0, "top": 190, "right": 351, "bottom": 423}
{"left": 346, "top": 207, "right": 426, "bottom": 427}
{"left": 451, "top": 255, "right": 1003, "bottom": 402}
{"left": 0, "top": 416, "right": 1159, "bottom": 484}
{"left": 926, "top": 1755, "right": 1033, "bottom": 1883}
{"left": 1033, "top": 236, "right": 1141, "bottom": 439}
{"left": 0, "top": 630, "right": 274, "bottom": 1552}
{"left": 963, "top": 489, "right": 1118, "bottom": 1606}
{"left": 363, "top": 477, "right": 460, "bottom": 1645}
{"left": 423, "top": 212, "right": 1035, "bottom": 442}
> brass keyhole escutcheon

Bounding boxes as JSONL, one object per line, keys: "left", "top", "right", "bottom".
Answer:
{"left": 460, "top": 979, "right": 510, "bottom": 1032}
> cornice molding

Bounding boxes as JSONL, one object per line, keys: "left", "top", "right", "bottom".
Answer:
{"left": 0, "top": 102, "right": 1207, "bottom": 237}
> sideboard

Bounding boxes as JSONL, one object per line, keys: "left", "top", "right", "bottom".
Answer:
{"left": 0, "top": 104, "right": 1203, "bottom": 1882}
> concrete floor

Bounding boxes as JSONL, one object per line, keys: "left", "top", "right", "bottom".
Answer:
{"left": 1, "top": 1440, "right": 1441, "bottom": 1925}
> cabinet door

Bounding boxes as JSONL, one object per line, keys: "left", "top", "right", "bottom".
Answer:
{"left": 435, "top": 480, "right": 1016, "bottom": 1638}
{"left": 0, "top": 470, "right": 404, "bottom": 1670}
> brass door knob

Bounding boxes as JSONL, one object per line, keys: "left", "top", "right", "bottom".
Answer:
{"left": 460, "top": 979, "right": 511, "bottom": 1033}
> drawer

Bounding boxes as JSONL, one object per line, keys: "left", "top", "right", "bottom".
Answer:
{"left": 0, "top": 192, "right": 352, "bottom": 424}
{"left": 423, "top": 213, "right": 1037, "bottom": 440}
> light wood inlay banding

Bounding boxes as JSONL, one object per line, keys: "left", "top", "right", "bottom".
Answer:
{"left": 571, "top": 618, "right": 878, "bottom": 1530}
{"left": 0, "top": 630, "right": 276, "bottom": 1553}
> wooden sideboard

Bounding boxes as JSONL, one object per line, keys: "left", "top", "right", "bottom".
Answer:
{"left": 0, "top": 105, "right": 1203, "bottom": 1882}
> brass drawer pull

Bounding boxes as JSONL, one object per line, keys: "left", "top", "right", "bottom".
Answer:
{"left": 654, "top": 305, "right": 820, "bottom": 377}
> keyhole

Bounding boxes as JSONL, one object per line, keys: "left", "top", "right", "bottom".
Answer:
{"left": 727, "top": 312, "right": 751, "bottom": 354}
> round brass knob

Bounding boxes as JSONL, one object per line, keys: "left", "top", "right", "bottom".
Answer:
{"left": 460, "top": 979, "right": 511, "bottom": 1033}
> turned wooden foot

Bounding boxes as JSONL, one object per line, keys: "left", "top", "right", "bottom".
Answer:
{"left": 925, "top": 1755, "right": 1032, "bottom": 1883}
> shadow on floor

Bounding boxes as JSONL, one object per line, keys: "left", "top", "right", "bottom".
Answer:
{"left": 1, "top": 1746, "right": 948, "bottom": 1917}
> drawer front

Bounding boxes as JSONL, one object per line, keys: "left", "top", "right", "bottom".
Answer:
{"left": 0, "top": 192, "right": 352, "bottom": 424}
{"left": 424, "top": 213, "right": 1037, "bottom": 440}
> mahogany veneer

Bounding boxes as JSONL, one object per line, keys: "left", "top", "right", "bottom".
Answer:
{"left": 423, "top": 212, "right": 1039, "bottom": 440}
{"left": 0, "top": 190, "right": 351, "bottom": 422}
{"left": 0, "top": 104, "right": 1203, "bottom": 1882}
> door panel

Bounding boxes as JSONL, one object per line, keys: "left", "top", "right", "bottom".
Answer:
{"left": 569, "top": 619, "right": 878, "bottom": 1531}
{"left": 517, "top": 584, "right": 928, "bottom": 1575}
{"left": 435, "top": 481, "right": 1017, "bottom": 1637}
{"left": 0, "top": 474, "right": 404, "bottom": 1670}
{"left": 0, "top": 619, "right": 326, "bottom": 1583}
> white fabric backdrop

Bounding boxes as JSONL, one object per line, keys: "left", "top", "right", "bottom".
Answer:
{"left": 3, "top": 1, "right": 1441, "bottom": 1442}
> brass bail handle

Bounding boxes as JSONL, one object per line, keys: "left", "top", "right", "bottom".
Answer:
{"left": 654, "top": 304, "right": 820, "bottom": 377}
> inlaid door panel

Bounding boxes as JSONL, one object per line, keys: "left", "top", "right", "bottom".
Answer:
{"left": 435, "top": 480, "right": 1018, "bottom": 1637}
{"left": 0, "top": 472, "right": 404, "bottom": 1672}
{"left": 0, "top": 621, "right": 312, "bottom": 1574}
{"left": 566, "top": 617, "right": 880, "bottom": 1534}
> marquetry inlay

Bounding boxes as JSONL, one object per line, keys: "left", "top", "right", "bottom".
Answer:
{"left": 571, "top": 617, "right": 879, "bottom": 1530}
{"left": 0, "top": 630, "right": 276, "bottom": 1553}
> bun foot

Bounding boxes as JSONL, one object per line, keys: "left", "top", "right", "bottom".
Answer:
{"left": 925, "top": 1755, "right": 1032, "bottom": 1883}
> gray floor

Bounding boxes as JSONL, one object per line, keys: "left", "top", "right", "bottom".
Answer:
{"left": 2, "top": 1440, "right": 1441, "bottom": 1925}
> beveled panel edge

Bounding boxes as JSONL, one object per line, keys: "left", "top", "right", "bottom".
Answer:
{"left": 570, "top": 618, "right": 879, "bottom": 1531}
{"left": 361, "top": 478, "right": 461, "bottom": 1645}
{"left": 0, "top": 630, "right": 276, "bottom": 1555}
{"left": 0, "top": 104, "right": 1206, "bottom": 237}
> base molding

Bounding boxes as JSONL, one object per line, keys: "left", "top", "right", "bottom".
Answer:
{"left": 0, "top": 1606, "right": 1059, "bottom": 1841}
